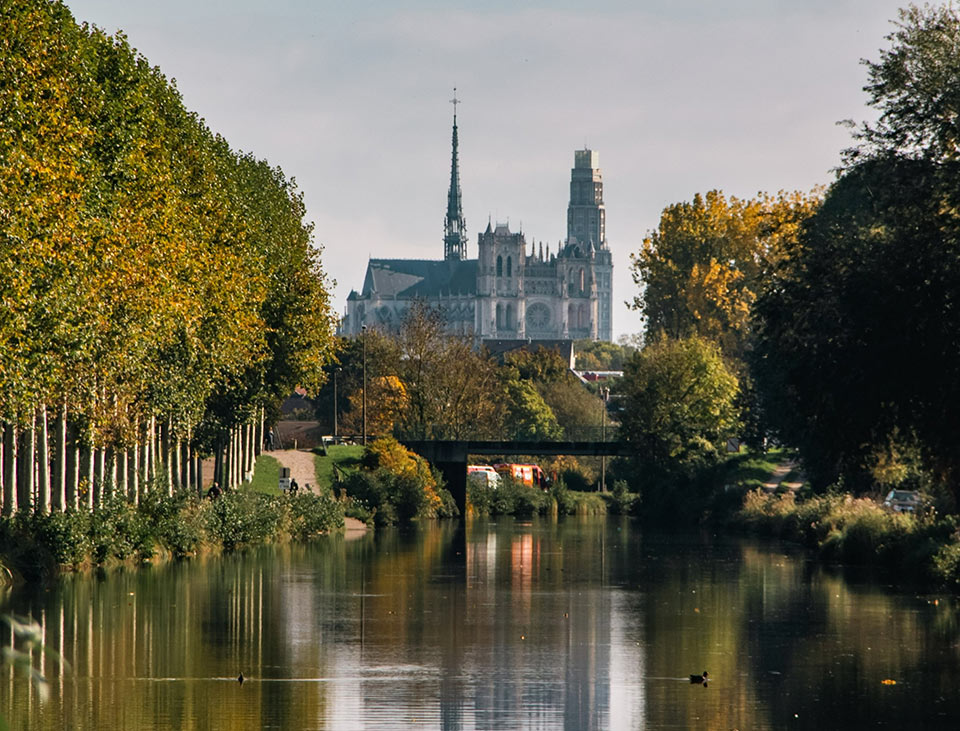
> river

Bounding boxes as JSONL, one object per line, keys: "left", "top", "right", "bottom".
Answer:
{"left": 1, "top": 516, "right": 958, "bottom": 729}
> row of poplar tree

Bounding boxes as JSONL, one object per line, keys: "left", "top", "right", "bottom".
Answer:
{"left": 0, "top": 0, "right": 336, "bottom": 513}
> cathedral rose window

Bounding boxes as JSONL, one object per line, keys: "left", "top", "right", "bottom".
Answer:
{"left": 526, "top": 302, "right": 551, "bottom": 330}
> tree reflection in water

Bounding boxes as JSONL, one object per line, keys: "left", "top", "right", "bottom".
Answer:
{"left": 1, "top": 518, "right": 959, "bottom": 729}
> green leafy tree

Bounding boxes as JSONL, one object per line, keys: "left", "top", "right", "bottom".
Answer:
{"left": 502, "top": 378, "right": 563, "bottom": 441}
{"left": 574, "top": 339, "right": 637, "bottom": 370}
{"left": 396, "top": 302, "right": 501, "bottom": 439}
{"left": 847, "top": 4, "right": 960, "bottom": 163}
{"left": 753, "top": 5, "right": 960, "bottom": 504}
{"left": 619, "top": 335, "right": 739, "bottom": 478}
{"left": 752, "top": 155, "right": 960, "bottom": 500}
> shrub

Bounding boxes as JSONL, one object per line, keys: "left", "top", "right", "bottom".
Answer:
{"left": 735, "top": 488, "right": 960, "bottom": 587}
{"left": 343, "top": 438, "right": 458, "bottom": 524}
{"left": 160, "top": 498, "right": 211, "bottom": 557}
{"left": 609, "top": 480, "right": 638, "bottom": 515}
{"left": 550, "top": 479, "right": 576, "bottom": 515}
{"left": 285, "top": 492, "right": 345, "bottom": 540}
{"left": 489, "top": 477, "right": 551, "bottom": 517}
{"left": 207, "top": 490, "right": 283, "bottom": 550}
{"left": 467, "top": 481, "right": 493, "bottom": 515}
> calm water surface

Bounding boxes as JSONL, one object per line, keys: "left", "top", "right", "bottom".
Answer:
{"left": 1, "top": 516, "right": 959, "bottom": 730}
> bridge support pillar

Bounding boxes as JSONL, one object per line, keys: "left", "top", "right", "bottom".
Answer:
{"left": 435, "top": 460, "right": 468, "bottom": 518}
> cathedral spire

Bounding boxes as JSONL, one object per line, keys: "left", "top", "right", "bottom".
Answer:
{"left": 444, "top": 88, "right": 467, "bottom": 261}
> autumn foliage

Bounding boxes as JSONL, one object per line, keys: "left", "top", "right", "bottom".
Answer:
{"left": 0, "top": 0, "right": 336, "bottom": 512}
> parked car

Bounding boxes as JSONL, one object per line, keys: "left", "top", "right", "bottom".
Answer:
{"left": 493, "top": 463, "right": 548, "bottom": 489}
{"left": 468, "top": 465, "right": 500, "bottom": 489}
{"left": 883, "top": 489, "right": 921, "bottom": 513}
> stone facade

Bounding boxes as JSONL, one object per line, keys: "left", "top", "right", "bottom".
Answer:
{"left": 342, "top": 114, "right": 613, "bottom": 342}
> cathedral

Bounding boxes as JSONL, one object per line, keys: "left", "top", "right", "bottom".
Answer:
{"left": 342, "top": 106, "right": 613, "bottom": 343}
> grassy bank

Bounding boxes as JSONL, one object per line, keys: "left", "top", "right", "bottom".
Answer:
{"left": 733, "top": 488, "right": 960, "bottom": 588}
{"left": 0, "top": 479, "right": 345, "bottom": 584}
{"left": 314, "top": 444, "right": 365, "bottom": 490}
{"left": 468, "top": 479, "right": 610, "bottom": 518}
{"left": 249, "top": 454, "right": 282, "bottom": 494}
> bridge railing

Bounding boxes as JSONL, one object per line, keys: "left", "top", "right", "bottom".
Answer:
{"left": 392, "top": 425, "right": 618, "bottom": 443}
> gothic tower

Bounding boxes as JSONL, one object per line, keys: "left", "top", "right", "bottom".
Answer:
{"left": 566, "top": 149, "right": 613, "bottom": 341}
{"left": 444, "top": 91, "right": 467, "bottom": 261}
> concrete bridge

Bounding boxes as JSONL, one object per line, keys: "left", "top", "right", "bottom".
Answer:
{"left": 400, "top": 439, "right": 634, "bottom": 516}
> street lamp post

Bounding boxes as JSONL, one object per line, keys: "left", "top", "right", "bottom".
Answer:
{"left": 600, "top": 386, "right": 610, "bottom": 492}
{"left": 333, "top": 367, "right": 340, "bottom": 438}
{"left": 361, "top": 326, "right": 367, "bottom": 446}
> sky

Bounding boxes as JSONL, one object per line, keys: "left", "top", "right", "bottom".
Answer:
{"left": 63, "top": 0, "right": 908, "bottom": 340}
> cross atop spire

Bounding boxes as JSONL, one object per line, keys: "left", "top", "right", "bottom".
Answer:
{"left": 450, "top": 87, "right": 460, "bottom": 119}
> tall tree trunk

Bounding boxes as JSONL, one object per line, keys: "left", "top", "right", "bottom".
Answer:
{"left": 131, "top": 441, "right": 140, "bottom": 504}
{"left": 224, "top": 431, "right": 232, "bottom": 489}
{"left": 243, "top": 424, "right": 248, "bottom": 481}
{"left": 230, "top": 428, "right": 236, "bottom": 487}
{"left": 194, "top": 454, "right": 203, "bottom": 498}
{"left": 180, "top": 439, "right": 190, "bottom": 493}
{"left": 213, "top": 439, "right": 223, "bottom": 490}
{"left": 247, "top": 423, "right": 256, "bottom": 479}
{"left": 119, "top": 449, "right": 128, "bottom": 500}
{"left": 37, "top": 404, "right": 49, "bottom": 513}
{"left": 18, "top": 410, "right": 36, "bottom": 512}
{"left": 66, "top": 431, "right": 78, "bottom": 511}
{"left": 164, "top": 416, "right": 173, "bottom": 495}
{"left": 143, "top": 416, "right": 157, "bottom": 489}
{"left": 93, "top": 445, "right": 105, "bottom": 508}
{"left": 234, "top": 427, "right": 241, "bottom": 486}
{"left": 225, "top": 430, "right": 232, "bottom": 488}
{"left": 241, "top": 424, "right": 249, "bottom": 482}
{"left": 158, "top": 418, "right": 167, "bottom": 492}
{"left": 105, "top": 447, "right": 116, "bottom": 501}
{"left": 171, "top": 434, "right": 180, "bottom": 493}
{"left": 187, "top": 441, "right": 195, "bottom": 495}
{"left": 86, "top": 442, "right": 94, "bottom": 509}
{"left": 2, "top": 422, "right": 16, "bottom": 516}
{"left": 52, "top": 402, "right": 67, "bottom": 512}
{"left": 227, "top": 430, "right": 235, "bottom": 488}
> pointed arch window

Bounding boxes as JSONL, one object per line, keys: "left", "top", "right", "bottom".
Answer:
{"left": 496, "top": 256, "right": 503, "bottom": 277}
{"left": 506, "top": 304, "right": 514, "bottom": 331}
{"left": 507, "top": 256, "right": 513, "bottom": 277}
{"left": 579, "top": 269, "right": 585, "bottom": 293}
{"left": 496, "top": 303, "right": 503, "bottom": 329}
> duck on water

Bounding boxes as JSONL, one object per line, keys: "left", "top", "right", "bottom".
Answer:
{"left": 689, "top": 671, "right": 708, "bottom": 685}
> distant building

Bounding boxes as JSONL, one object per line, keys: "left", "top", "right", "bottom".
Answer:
{"left": 342, "top": 104, "right": 613, "bottom": 342}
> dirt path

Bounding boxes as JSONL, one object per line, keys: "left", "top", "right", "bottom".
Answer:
{"left": 270, "top": 449, "right": 318, "bottom": 492}
{"left": 762, "top": 460, "right": 804, "bottom": 492}
{"left": 270, "top": 449, "right": 367, "bottom": 537}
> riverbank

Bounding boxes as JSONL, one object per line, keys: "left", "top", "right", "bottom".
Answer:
{"left": 0, "top": 480, "right": 345, "bottom": 585}
{"left": 730, "top": 487, "right": 960, "bottom": 588}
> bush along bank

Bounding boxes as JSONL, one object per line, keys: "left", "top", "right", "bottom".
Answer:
{"left": 0, "top": 483, "right": 344, "bottom": 583}
{"left": 467, "top": 477, "right": 611, "bottom": 518}
{"left": 336, "top": 437, "right": 458, "bottom": 527}
{"left": 733, "top": 489, "right": 960, "bottom": 589}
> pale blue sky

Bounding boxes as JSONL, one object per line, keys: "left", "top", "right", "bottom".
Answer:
{"left": 64, "top": 0, "right": 907, "bottom": 339}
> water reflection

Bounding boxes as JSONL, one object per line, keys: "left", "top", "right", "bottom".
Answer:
{"left": 1, "top": 518, "right": 959, "bottom": 729}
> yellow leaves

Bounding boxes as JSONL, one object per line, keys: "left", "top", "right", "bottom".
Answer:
{"left": 345, "top": 375, "right": 408, "bottom": 435}
{"left": 633, "top": 188, "right": 822, "bottom": 358}
{"left": 1, "top": 0, "right": 335, "bottom": 432}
